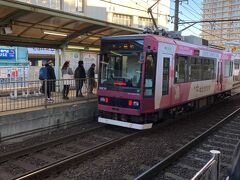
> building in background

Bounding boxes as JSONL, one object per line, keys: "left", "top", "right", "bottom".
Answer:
{"left": 202, "top": 0, "right": 240, "bottom": 46}
{"left": 17, "top": 0, "right": 170, "bottom": 30}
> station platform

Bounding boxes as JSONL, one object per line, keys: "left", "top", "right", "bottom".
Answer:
{"left": 0, "top": 94, "right": 98, "bottom": 140}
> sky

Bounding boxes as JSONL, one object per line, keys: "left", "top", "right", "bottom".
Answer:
{"left": 168, "top": 0, "right": 203, "bottom": 36}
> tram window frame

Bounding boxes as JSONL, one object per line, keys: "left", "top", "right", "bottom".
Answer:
{"left": 188, "top": 57, "right": 202, "bottom": 82}
{"left": 175, "top": 55, "right": 188, "bottom": 83}
{"left": 144, "top": 52, "right": 156, "bottom": 97}
{"left": 162, "top": 57, "right": 170, "bottom": 95}
{"left": 202, "top": 58, "right": 216, "bottom": 80}
{"left": 174, "top": 54, "right": 217, "bottom": 84}
{"left": 224, "top": 60, "right": 233, "bottom": 77}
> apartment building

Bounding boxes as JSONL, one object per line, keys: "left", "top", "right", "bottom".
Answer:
{"left": 202, "top": 0, "right": 240, "bottom": 46}
{"left": 17, "top": 0, "right": 170, "bottom": 30}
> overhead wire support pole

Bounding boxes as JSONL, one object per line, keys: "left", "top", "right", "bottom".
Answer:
{"left": 174, "top": 0, "right": 179, "bottom": 31}
{"left": 174, "top": 0, "right": 189, "bottom": 32}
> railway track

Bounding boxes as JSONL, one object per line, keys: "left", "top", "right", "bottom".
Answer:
{"left": 135, "top": 108, "right": 240, "bottom": 180}
{"left": 0, "top": 86, "right": 239, "bottom": 180}
{"left": 0, "top": 125, "right": 138, "bottom": 179}
{"left": 43, "top": 90, "right": 240, "bottom": 179}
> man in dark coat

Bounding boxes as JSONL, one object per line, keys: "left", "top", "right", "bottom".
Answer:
{"left": 74, "top": 60, "right": 86, "bottom": 97}
{"left": 87, "top": 63, "right": 96, "bottom": 94}
{"left": 45, "top": 60, "right": 56, "bottom": 102}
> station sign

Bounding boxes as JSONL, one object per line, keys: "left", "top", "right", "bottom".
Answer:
{"left": 0, "top": 48, "right": 15, "bottom": 59}
{"left": 28, "top": 48, "right": 55, "bottom": 55}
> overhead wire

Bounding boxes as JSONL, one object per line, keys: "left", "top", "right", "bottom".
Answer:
{"left": 180, "top": 13, "right": 227, "bottom": 41}
{"left": 181, "top": 5, "right": 201, "bottom": 19}
{"left": 128, "top": 0, "right": 167, "bottom": 22}
{"left": 188, "top": 0, "right": 223, "bottom": 29}
{"left": 181, "top": 2, "right": 202, "bottom": 17}
{"left": 191, "top": 0, "right": 203, "bottom": 12}
{"left": 101, "top": 0, "right": 225, "bottom": 42}
{"left": 128, "top": 0, "right": 147, "bottom": 10}
{"left": 99, "top": 0, "right": 169, "bottom": 16}
{"left": 168, "top": 0, "right": 225, "bottom": 42}
{"left": 180, "top": 24, "right": 199, "bottom": 36}
{"left": 138, "top": 0, "right": 175, "bottom": 11}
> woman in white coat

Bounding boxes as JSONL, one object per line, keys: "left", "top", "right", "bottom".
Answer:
{"left": 61, "top": 61, "right": 73, "bottom": 99}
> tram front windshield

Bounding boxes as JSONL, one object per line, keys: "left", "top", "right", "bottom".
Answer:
{"left": 99, "top": 40, "right": 144, "bottom": 93}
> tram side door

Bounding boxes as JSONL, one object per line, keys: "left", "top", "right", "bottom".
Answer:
{"left": 217, "top": 61, "right": 223, "bottom": 91}
{"left": 162, "top": 55, "right": 172, "bottom": 107}
{"left": 154, "top": 53, "right": 172, "bottom": 110}
{"left": 142, "top": 53, "right": 157, "bottom": 112}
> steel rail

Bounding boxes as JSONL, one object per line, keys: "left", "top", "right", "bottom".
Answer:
{"left": 0, "top": 125, "right": 104, "bottom": 163}
{"left": 135, "top": 107, "right": 240, "bottom": 180}
{"left": 14, "top": 131, "right": 141, "bottom": 180}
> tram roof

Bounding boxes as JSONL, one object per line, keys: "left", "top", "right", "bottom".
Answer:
{"left": 0, "top": 0, "right": 142, "bottom": 49}
{"left": 102, "top": 34, "right": 227, "bottom": 54}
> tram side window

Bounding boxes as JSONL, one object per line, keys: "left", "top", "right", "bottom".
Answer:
{"left": 189, "top": 57, "right": 201, "bottom": 81}
{"left": 162, "top": 57, "right": 170, "bottom": 95}
{"left": 144, "top": 54, "right": 155, "bottom": 96}
{"left": 202, "top": 58, "right": 216, "bottom": 80}
{"left": 224, "top": 61, "right": 233, "bottom": 77}
{"left": 175, "top": 55, "right": 217, "bottom": 84}
{"left": 175, "top": 55, "right": 187, "bottom": 83}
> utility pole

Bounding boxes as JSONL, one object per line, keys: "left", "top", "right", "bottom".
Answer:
{"left": 174, "top": 0, "right": 180, "bottom": 31}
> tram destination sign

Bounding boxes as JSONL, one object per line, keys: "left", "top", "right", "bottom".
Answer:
{"left": 0, "top": 48, "right": 15, "bottom": 59}
{"left": 102, "top": 40, "right": 144, "bottom": 52}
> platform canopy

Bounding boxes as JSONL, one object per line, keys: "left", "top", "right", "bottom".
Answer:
{"left": 0, "top": 0, "right": 142, "bottom": 49}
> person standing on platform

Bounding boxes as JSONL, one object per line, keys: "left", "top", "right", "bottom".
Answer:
{"left": 45, "top": 60, "right": 56, "bottom": 103}
{"left": 61, "top": 61, "right": 73, "bottom": 100}
{"left": 39, "top": 63, "right": 47, "bottom": 93}
{"left": 74, "top": 60, "right": 86, "bottom": 97}
{"left": 87, "top": 63, "right": 96, "bottom": 94}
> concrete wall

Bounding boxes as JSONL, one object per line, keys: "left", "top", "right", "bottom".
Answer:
{"left": 0, "top": 100, "right": 97, "bottom": 139}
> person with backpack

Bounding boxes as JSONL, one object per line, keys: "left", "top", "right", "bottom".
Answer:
{"left": 74, "top": 60, "right": 86, "bottom": 97}
{"left": 87, "top": 63, "right": 96, "bottom": 94}
{"left": 61, "top": 61, "right": 73, "bottom": 99}
{"left": 39, "top": 63, "right": 47, "bottom": 93}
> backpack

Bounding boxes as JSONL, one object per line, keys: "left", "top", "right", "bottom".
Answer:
{"left": 39, "top": 67, "right": 47, "bottom": 80}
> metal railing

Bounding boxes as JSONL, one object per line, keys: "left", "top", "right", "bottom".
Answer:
{"left": 191, "top": 150, "right": 221, "bottom": 180}
{"left": 0, "top": 78, "right": 98, "bottom": 112}
{"left": 226, "top": 142, "right": 240, "bottom": 180}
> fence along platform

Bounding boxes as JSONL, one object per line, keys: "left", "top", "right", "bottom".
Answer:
{"left": 0, "top": 78, "right": 97, "bottom": 112}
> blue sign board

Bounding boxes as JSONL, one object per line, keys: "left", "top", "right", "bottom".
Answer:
{"left": 0, "top": 48, "right": 15, "bottom": 59}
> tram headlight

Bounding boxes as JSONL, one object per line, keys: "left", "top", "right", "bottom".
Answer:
{"left": 99, "top": 97, "right": 109, "bottom": 103}
{"left": 133, "top": 100, "right": 140, "bottom": 107}
{"left": 99, "top": 97, "right": 106, "bottom": 102}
